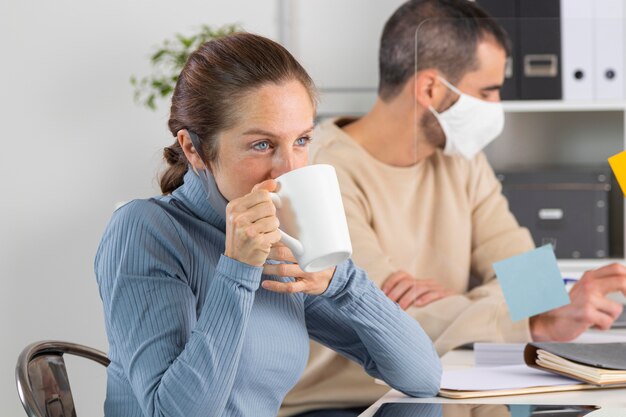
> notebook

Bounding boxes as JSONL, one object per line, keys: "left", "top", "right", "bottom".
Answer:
{"left": 524, "top": 342, "right": 626, "bottom": 386}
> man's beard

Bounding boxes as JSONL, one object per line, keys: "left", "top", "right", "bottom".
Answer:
{"left": 419, "top": 109, "right": 445, "bottom": 148}
{"left": 418, "top": 90, "right": 455, "bottom": 149}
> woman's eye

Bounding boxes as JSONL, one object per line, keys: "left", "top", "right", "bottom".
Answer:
{"left": 295, "top": 136, "right": 311, "bottom": 146}
{"left": 253, "top": 141, "right": 270, "bottom": 151}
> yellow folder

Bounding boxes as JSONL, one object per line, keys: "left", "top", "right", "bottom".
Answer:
{"left": 608, "top": 150, "right": 626, "bottom": 196}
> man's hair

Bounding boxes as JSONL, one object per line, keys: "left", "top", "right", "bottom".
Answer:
{"left": 378, "top": 0, "right": 511, "bottom": 101}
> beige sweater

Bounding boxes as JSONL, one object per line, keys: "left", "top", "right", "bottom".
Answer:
{"left": 280, "top": 118, "right": 535, "bottom": 416}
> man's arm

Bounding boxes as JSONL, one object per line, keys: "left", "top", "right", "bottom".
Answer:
{"left": 318, "top": 151, "right": 532, "bottom": 354}
{"left": 469, "top": 153, "right": 626, "bottom": 341}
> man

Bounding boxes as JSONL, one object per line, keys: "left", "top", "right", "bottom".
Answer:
{"left": 281, "top": 1, "right": 626, "bottom": 416}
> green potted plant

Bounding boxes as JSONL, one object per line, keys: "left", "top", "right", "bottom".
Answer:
{"left": 131, "top": 23, "right": 240, "bottom": 110}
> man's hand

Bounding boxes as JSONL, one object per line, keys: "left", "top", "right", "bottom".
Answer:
{"left": 261, "top": 244, "right": 336, "bottom": 295}
{"left": 382, "top": 270, "right": 457, "bottom": 310}
{"left": 530, "top": 263, "right": 626, "bottom": 342}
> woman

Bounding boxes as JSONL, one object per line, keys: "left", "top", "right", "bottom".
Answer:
{"left": 95, "top": 32, "right": 441, "bottom": 417}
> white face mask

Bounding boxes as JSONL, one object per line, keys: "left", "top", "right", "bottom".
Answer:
{"left": 428, "top": 77, "right": 504, "bottom": 160}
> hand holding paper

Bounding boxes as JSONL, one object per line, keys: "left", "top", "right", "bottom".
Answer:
{"left": 493, "top": 245, "right": 569, "bottom": 322}
{"left": 493, "top": 246, "right": 626, "bottom": 341}
{"left": 531, "top": 263, "right": 626, "bottom": 341}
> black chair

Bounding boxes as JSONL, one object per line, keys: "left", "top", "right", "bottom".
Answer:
{"left": 15, "top": 341, "right": 110, "bottom": 417}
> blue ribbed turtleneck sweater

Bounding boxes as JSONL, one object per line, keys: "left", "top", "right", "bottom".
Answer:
{"left": 95, "top": 169, "right": 441, "bottom": 417}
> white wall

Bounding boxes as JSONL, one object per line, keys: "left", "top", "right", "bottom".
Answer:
{"left": 0, "top": 1, "right": 280, "bottom": 415}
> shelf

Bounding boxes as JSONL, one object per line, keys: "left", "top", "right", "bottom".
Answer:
{"left": 558, "top": 258, "right": 625, "bottom": 276}
{"left": 502, "top": 101, "right": 626, "bottom": 113}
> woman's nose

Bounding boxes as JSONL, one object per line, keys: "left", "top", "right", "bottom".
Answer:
{"left": 272, "top": 149, "right": 296, "bottom": 177}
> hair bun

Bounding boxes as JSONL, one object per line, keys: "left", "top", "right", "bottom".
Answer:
{"left": 163, "top": 143, "right": 185, "bottom": 166}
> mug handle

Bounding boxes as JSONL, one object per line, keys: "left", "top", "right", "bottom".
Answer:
{"left": 269, "top": 193, "right": 305, "bottom": 257}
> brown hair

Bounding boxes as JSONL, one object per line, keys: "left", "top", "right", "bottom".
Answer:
{"left": 161, "top": 32, "right": 317, "bottom": 194}
{"left": 378, "top": 0, "right": 511, "bottom": 101}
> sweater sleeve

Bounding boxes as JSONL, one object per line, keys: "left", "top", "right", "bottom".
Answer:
{"left": 406, "top": 153, "right": 536, "bottom": 354}
{"left": 95, "top": 200, "right": 262, "bottom": 417}
{"left": 468, "top": 153, "right": 536, "bottom": 281}
{"left": 327, "top": 163, "right": 398, "bottom": 284}
{"left": 303, "top": 259, "right": 442, "bottom": 397}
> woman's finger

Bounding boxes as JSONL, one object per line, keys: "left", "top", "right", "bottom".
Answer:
{"left": 235, "top": 216, "right": 279, "bottom": 239}
{"left": 262, "top": 279, "right": 308, "bottom": 294}
{"left": 267, "top": 244, "right": 297, "bottom": 263}
{"left": 228, "top": 184, "right": 277, "bottom": 214}
{"left": 263, "top": 262, "right": 302, "bottom": 277}
{"left": 252, "top": 179, "right": 278, "bottom": 194}
{"left": 261, "top": 229, "right": 282, "bottom": 248}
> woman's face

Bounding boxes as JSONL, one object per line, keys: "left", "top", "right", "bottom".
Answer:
{"left": 209, "top": 80, "right": 315, "bottom": 201}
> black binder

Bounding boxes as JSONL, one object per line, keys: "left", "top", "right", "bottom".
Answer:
{"left": 475, "top": 0, "right": 519, "bottom": 100}
{"left": 518, "top": 0, "right": 562, "bottom": 99}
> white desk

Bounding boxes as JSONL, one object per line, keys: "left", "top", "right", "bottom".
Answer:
{"left": 359, "top": 349, "right": 626, "bottom": 417}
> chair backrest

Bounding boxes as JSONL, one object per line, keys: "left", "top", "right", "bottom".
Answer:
{"left": 15, "top": 341, "right": 110, "bottom": 417}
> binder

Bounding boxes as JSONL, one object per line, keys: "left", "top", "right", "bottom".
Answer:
{"left": 525, "top": 342, "right": 626, "bottom": 386}
{"left": 475, "top": 0, "right": 519, "bottom": 100}
{"left": 518, "top": 0, "right": 562, "bottom": 100}
{"left": 561, "top": 0, "right": 594, "bottom": 100}
{"left": 593, "top": 0, "right": 624, "bottom": 100}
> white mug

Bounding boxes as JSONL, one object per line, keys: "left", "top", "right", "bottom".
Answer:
{"left": 270, "top": 164, "right": 352, "bottom": 272}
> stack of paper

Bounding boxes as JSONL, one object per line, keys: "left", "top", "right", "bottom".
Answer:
{"left": 439, "top": 364, "right": 588, "bottom": 399}
{"left": 474, "top": 343, "right": 525, "bottom": 366}
{"left": 474, "top": 331, "right": 626, "bottom": 367}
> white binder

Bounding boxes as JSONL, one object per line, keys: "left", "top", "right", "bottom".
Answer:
{"left": 561, "top": 0, "right": 594, "bottom": 100}
{"left": 593, "top": 0, "right": 624, "bottom": 100}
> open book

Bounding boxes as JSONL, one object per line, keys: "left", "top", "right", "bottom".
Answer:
{"left": 524, "top": 342, "right": 626, "bottom": 386}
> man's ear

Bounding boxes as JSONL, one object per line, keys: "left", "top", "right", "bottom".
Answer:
{"left": 177, "top": 129, "right": 207, "bottom": 172}
{"left": 413, "top": 69, "right": 447, "bottom": 110}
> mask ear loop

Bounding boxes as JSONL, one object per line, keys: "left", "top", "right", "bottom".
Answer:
{"left": 188, "top": 130, "right": 206, "bottom": 176}
{"left": 437, "top": 76, "right": 463, "bottom": 96}
{"left": 187, "top": 130, "right": 229, "bottom": 216}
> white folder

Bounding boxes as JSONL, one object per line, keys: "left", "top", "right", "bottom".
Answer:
{"left": 561, "top": 0, "right": 594, "bottom": 101}
{"left": 593, "top": 0, "right": 625, "bottom": 100}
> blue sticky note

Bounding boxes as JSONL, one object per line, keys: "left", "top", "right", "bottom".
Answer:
{"left": 509, "top": 405, "right": 534, "bottom": 417}
{"left": 493, "top": 245, "right": 569, "bottom": 322}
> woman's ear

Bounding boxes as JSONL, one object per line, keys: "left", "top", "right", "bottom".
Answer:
{"left": 177, "top": 130, "right": 207, "bottom": 172}
{"left": 413, "top": 69, "right": 446, "bottom": 110}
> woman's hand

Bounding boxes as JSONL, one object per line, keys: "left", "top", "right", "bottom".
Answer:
{"left": 262, "top": 244, "right": 336, "bottom": 295}
{"left": 224, "top": 180, "right": 282, "bottom": 267}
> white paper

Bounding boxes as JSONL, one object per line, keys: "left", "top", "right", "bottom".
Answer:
{"left": 573, "top": 330, "right": 626, "bottom": 343}
{"left": 441, "top": 365, "right": 581, "bottom": 391}
{"left": 474, "top": 342, "right": 526, "bottom": 367}
{"left": 473, "top": 331, "right": 626, "bottom": 368}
